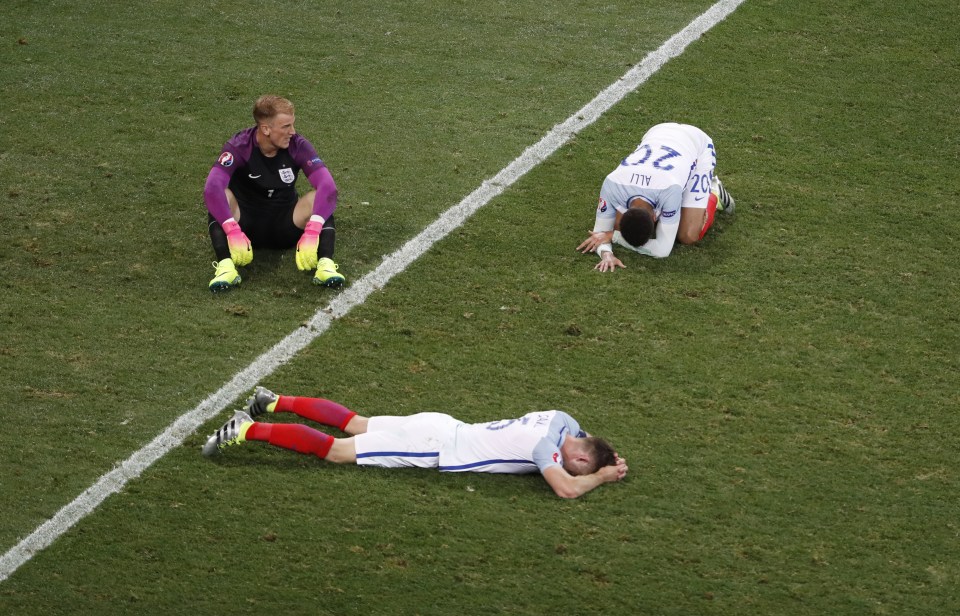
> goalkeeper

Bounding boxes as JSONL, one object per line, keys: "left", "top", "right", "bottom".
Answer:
{"left": 203, "top": 95, "right": 344, "bottom": 292}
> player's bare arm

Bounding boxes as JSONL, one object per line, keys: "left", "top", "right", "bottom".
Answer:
{"left": 542, "top": 457, "right": 628, "bottom": 499}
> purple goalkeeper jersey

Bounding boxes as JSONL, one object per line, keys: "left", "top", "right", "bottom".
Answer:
{"left": 203, "top": 127, "right": 336, "bottom": 223}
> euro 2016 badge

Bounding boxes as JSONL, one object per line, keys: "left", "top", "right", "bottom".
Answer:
{"left": 598, "top": 197, "right": 607, "bottom": 213}
{"left": 218, "top": 152, "right": 234, "bottom": 167}
{"left": 279, "top": 168, "right": 296, "bottom": 184}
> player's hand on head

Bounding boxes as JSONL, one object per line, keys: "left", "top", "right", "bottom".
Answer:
{"left": 222, "top": 219, "right": 253, "bottom": 266}
{"left": 605, "top": 456, "right": 627, "bottom": 481}
{"left": 597, "top": 460, "right": 627, "bottom": 483}
{"left": 615, "top": 456, "right": 628, "bottom": 479}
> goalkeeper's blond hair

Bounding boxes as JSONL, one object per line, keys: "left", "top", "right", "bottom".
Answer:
{"left": 253, "top": 95, "right": 295, "bottom": 125}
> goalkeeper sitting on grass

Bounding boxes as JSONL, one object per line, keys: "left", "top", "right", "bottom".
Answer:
{"left": 203, "top": 95, "right": 345, "bottom": 292}
{"left": 202, "top": 387, "right": 628, "bottom": 499}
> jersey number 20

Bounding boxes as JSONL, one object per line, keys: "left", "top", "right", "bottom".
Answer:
{"left": 620, "top": 144, "right": 681, "bottom": 171}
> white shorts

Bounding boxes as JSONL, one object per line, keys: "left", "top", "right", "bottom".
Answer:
{"left": 680, "top": 139, "right": 717, "bottom": 210}
{"left": 354, "top": 412, "right": 462, "bottom": 468}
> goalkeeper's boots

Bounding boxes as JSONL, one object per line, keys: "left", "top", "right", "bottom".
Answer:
{"left": 313, "top": 257, "right": 345, "bottom": 288}
{"left": 712, "top": 177, "right": 736, "bottom": 214}
{"left": 209, "top": 258, "right": 241, "bottom": 293}
{"left": 202, "top": 410, "right": 253, "bottom": 457}
{"left": 246, "top": 386, "right": 278, "bottom": 418}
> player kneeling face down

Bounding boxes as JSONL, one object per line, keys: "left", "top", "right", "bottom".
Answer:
{"left": 203, "top": 387, "right": 629, "bottom": 499}
{"left": 203, "top": 95, "right": 346, "bottom": 292}
{"left": 577, "top": 122, "right": 736, "bottom": 270}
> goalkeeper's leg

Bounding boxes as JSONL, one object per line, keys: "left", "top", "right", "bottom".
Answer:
{"left": 318, "top": 213, "right": 336, "bottom": 260}
{"left": 207, "top": 214, "right": 231, "bottom": 262}
{"left": 207, "top": 214, "right": 241, "bottom": 292}
{"left": 304, "top": 213, "right": 342, "bottom": 288}
{"left": 313, "top": 214, "right": 345, "bottom": 288}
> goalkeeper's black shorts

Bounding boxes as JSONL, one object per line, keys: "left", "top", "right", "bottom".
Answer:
{"left": 238, "top": 200, "right": 335, "bottom": 249}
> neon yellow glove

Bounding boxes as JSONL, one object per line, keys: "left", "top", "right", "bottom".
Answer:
{"left": 222, "top": 219, "right": 252, "bottom": 266}
{"left": 295, "top": 218, "right": 324, "bottom": 271}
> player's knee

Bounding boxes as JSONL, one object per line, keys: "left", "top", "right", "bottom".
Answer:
{"left": 676, "top": 227, "right": 701, "bottom": 245}
{"left": 343, "top": 415, "right": 367, "bottom": 435}
{"left": 325, "top": 439, "right": 357, "bottom": 464}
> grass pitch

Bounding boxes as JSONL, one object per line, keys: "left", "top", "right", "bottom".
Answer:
{"left": 2, "top": 0, "right": 958, "bottom": 614}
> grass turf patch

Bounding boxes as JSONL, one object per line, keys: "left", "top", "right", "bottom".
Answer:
{"left": 2, "top": 0, "right": 959, "bottom": 614}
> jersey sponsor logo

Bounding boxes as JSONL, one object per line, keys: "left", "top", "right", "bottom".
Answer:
{"left": 597, "top": 197, "right": 607, "bottom": 213}
{"left": 217, "top": 152, "right": 234, "bottom": 167}
{"left": 279, "top": 168, "right": 296, "bottom": 184}
{"left": 248, "top": 174, "right": 262, "bottom": 179}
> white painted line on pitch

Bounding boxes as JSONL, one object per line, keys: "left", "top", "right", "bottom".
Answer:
{"left": 0, "top": 0, "right": 747, "bottom": 583}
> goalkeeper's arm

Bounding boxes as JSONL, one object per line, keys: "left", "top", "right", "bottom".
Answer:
{"left": 295, "top": 167, "right": 339, "bottom": 271}
{"left": 305, "top": 166, "right": 338, "bottom": 221}
{"left": 203, "top": 167, "right": 234, "bottom": 225}
{"left": 203, "top": 167, "right": 252, "bottom": 265}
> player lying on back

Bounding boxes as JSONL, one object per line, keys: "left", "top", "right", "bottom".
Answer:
{"left": 202, "top": 387, "right": 628, "bottom": 499}
{"left": 577, "top": 122, "right": 736, "bottom": 270}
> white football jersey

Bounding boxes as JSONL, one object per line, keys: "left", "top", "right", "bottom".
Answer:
{"left": 595, "top": 123, "right": 717, "bottom": 257}
{"left": 439, "top": 410, "right": 584, "bottom": 474}
{"left": 598, "top": 122, "right": 714, "bottom": 223}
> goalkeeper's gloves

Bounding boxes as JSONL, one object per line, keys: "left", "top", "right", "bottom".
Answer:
{"left": 295, "top": 217, "right": 324, "bottom": 271}
{"left": 221, "top": 219, "right": 252, "bottom": 266}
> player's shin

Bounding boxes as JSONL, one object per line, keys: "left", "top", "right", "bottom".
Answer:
{"left": 208, "top": 215, "right": 231, "bottom": 262}
{"left": 697, "top": 193, "right": 718, "bottom": 240}
{"left": 274, "top": 396, "right": 357, "bottom": 431}
{"left": 246, "top": 423, "right": 334, "bottom": 459}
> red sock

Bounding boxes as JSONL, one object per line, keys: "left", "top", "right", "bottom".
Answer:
{"left": 274, "top": 396, "right": 357, "bottom": 431}
{"left": 698, "top": 193, "right": 719, "bottom": 240}
{"left": 245, "top": 422, "right": 334, "bottom": 459}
